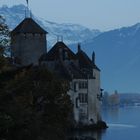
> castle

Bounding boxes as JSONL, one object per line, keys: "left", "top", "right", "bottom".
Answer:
{"left": 11, "top": 17, "right": 102, "bottom": 125}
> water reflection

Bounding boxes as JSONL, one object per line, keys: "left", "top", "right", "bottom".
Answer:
{"left": 102, "top": 107, "right": 119, "bottom": 122}
{"left": 68, "top": 130, "right": 103, "bottom": 140}
{"left": 68, "top": 106, "right": 140, "bottom": 140}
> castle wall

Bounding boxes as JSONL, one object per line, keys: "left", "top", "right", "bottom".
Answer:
{"left": 88, "top": 79, "right": 98, "bottom": 123}
{"left": 67, "top": 80, "right": 79, "bottom": 123}
{"left": 68, "top": 69, "right": 101, "bottom": 125}
{"left": 94, "top": 69, "right": 102, "bottom": 121}
{"left": 88, "top": 69, "right": 101, "bottom": 123}
{"left": 11, "top": 33, "right": 46, "bottom": 66}
{"left": 68, "top": 79, "right": 88, "bottom": 124}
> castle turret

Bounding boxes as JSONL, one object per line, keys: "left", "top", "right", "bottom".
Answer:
{"left": 11, "top": 18, "right": 47, "bottom": 66}
{"left": 92, "top": 51, "right": 95, "bottom": 64}
{"left": 77, "top": 43, "right": 81, "bottom": 52}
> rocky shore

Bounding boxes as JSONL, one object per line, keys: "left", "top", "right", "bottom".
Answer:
{"left": 71, "top": 121, "right": 108, "bottom": 131}
{"left": 67, "top": 121, "right": 108, "bottom": 140}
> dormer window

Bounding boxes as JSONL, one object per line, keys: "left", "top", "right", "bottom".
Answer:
{"left": 62, "top": 49, "right": 68, "bottom": 60}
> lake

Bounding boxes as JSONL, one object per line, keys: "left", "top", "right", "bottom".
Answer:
{"left": 70, "top": 106, "right": 140, "bottom": 140}
{"left": 101, "top": 106, "right": 140, "bottom": 140}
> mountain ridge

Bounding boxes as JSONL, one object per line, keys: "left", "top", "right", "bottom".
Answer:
{"left": 0, "top": 4, "right": 101, "bottom": 49}
{"left": 80, "top": 22, "right": 140, "bottom": 93}
{"left": 1, "top": 4, "right": 140, "bottom": 93}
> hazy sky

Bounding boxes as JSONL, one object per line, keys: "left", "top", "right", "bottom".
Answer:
{"left": 1, "top": 0, "right": 140, "bottom": 31}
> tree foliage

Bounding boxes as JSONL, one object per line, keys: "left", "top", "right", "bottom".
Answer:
{"left": 0, "top": 15, "right": 10, "bottom": 47}
{"left": 0, "top": 15, "right": 10, "bottom": 72}
{"left": 0, "top": 15, "right": 72, "bottom": 140}
{"left": 0, "top": 67, "right": 72, "bottom": 140}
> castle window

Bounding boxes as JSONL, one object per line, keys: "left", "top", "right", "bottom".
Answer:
{"left": 73, "top": 82, "right": 77, "bottom": 92}
{"left": 79, "top": 81, "right": 88, "bottom": 89}
{"left": 62, "top": 49, "right": 68, "bottom": 60}
{"left": 79, "top": 93, "right": 88, "bottom": 103}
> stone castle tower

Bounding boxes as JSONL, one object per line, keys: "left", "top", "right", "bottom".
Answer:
{"left": 11, "top": 18, "right": 47, "bottom": 66}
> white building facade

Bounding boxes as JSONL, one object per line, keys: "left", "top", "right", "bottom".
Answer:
{"left": 68, "top": 68, "right": 102, "bottom": 124}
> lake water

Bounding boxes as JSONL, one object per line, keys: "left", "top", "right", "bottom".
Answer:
{"left": 101, "top": 106, "right": 140, "bottom": 140}
{"left": 70, "top": 106, "right": 140, "bottom": 140}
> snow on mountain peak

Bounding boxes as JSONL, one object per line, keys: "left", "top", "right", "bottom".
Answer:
{"left": 0, "top": 4, "right": 101, "bottom": 48}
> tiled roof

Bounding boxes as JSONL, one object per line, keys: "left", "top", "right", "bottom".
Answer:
{"left": 40, "top": 41, "right": 77, "bottom": 61}
{"left": 76, "top": 50, "right": 93, "bottom": 69}
{"left": 40, "top": 42, "right": 100, "bottom": 79}
{"left": 76, "top": 50, "right": 100, "bottom": 71}
{"left": 50, "top": 61, "right": 87, "bottom": 80}
{"left": 11, "top": 18, "right": 47, "bottom": 35}
{"left": 52, "top": 61, "right": 72, "bottom": 80}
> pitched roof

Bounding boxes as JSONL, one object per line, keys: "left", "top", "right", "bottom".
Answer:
{"left": 40, "top": 41, "right": 77, "bottom": 61}
{"left": 76, "top": 50, "right": 100, "bottom": 71}
{"left": 49, "top": 60, "right": 87, "bottom": 80}
{"left": 11, "top": 18, "right": 47, "bottom": 35}
{"left": 40, "top": 42, "right": 100, "bottom": 79}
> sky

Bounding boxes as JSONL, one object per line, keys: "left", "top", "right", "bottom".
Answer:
{"left": 1, "top": 0, "right": 140, "bottom": 31}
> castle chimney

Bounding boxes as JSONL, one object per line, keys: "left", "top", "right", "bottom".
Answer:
{"left": 92, "top": 51, "right": 95, "bottom": 64}
{"left": 78, "top": 43, "right": 81, "bottom": 52}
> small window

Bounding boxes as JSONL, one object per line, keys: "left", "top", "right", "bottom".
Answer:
{"left": 74, "top": 82, "right": 77, "bottom": 92}
{"left": 62, "top": 50, "right": 68, "bottom": 60}
{"left": 79, "top": 93, "right": 88, "bottom": 103}
{"left": 79, "top": 81, "right": 88, "bottom": 89}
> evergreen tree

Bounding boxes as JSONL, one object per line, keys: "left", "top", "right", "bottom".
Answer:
{"left": 0, "top": 15, "right": 10, "bottom": 47}
{"left": 0, "top": 15, "right": 10, "bottom": 72}
{"left": 0, "top": 15, "right": 72, "bottom": 140}
{"left": 0, "top": 67, "right": 72, "bottom": 140}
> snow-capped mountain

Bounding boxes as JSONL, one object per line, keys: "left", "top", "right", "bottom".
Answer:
{"left": 0, "top": 4, "right": 101, "bottom": 49}
{"left": 1, "top": 4, "right": 140, "bottom": 93}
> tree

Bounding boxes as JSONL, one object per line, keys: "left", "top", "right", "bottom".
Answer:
{"left": 0, "top": 15, "right": 10, "bottom": 72}
{"left": 0, "top": 15, "right": 10, "bottom": 47}
{"left": 0, "top": 15, "right": 72, "bottom": 140}
{"left": 0, "top": 67, "right": 72, "bottom": 140}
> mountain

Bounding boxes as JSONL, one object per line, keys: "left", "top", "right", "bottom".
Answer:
{"left": 0, "top": 4, "right": 101, "bottom": 49}
{"left": 80, "top": 23, "right": 140, "bottom": 93}
{"left": 1, "top": 4, "right": 140, "bottom": 93}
